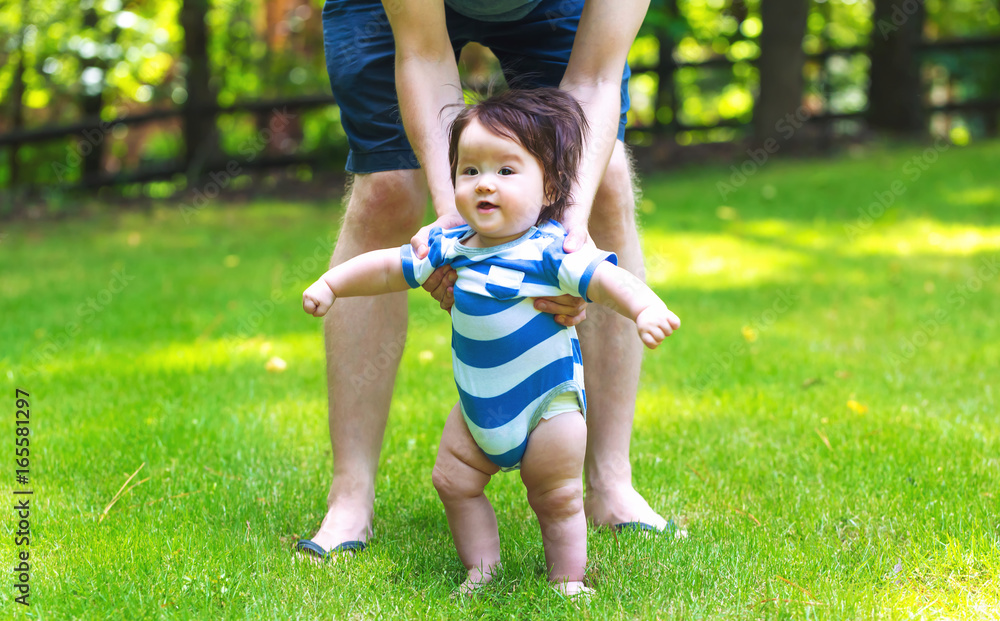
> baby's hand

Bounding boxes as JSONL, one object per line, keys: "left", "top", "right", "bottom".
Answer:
{"left": 303, "top": 281, "right": 335, "bottom": 317}
{"left": 635, "top": 304, "right": 681, "bottom": 349}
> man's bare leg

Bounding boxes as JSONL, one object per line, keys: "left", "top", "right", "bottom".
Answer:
{"left": 578, "top": 142, "right": 668, "bottom": 530}
{"left": 306, "top": 170, "right": 428, "bottom": 552}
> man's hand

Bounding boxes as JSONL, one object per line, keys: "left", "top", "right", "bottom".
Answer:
{"left": 411, "top": 211, "right": 467, "bottom": 259}
{"left": 534, "top": 294, "right": 588, "bottom": 327}
{"left": 635, "top": 303, "right": 681, "bottom": 349}
{"left": 561, "top": 210, "right": 592, "bottom": 254}
{"left": 303, "top": 281, "right": 336, "bottom": 317}
{"left": 423, "top": 265, "right": 457, "bottom": 312}
{"left": 413, "top": 211, "right": 465, "bottom": 312}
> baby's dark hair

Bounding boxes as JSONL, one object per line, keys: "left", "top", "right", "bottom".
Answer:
{"left": 448, "top": 88, "right": 589, "bottom": 225}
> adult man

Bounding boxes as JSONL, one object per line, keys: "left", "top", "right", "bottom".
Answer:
{"left": 298, "top": 0, "right": 666, "bottom": 558}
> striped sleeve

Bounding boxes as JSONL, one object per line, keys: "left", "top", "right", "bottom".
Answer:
{"left": 400, "top": 226, "right": 457, "bottom": 288}
{"left": 554, "top": 246, "right": 618, "bottom": 302}
{"left": 400, "top": 244, "right": 434, "bottom": 289}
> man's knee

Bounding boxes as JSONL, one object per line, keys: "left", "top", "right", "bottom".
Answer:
{"left": 590, "top": 146, "right": 637, "bottom": 238}
{"left": 342, "top": 170, "right": 427, "bottom": 241}
{"left": 593, "top": 146, "right": 634, "bottom": 213}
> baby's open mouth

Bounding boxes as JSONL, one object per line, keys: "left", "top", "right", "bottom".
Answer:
{"left": 477, "top": 201, "right": 498, "bottom": 212}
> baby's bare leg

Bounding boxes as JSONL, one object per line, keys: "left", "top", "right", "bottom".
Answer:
{"left": 432, "top": 403, "right": 502, "bottom": 592}
{"left": 520, "top": 412, "right": 588, "bottom": 591}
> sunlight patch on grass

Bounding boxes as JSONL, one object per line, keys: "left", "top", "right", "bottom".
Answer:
{"left": 643, "top": 230, "right": 810, "bottom": 289}
{"left": 737, "top": 218, "right": 843, "bottom": 251}
{"left": 245, "top": 393, "right": 329, "bottom": 441}
{"left": 846, "top": 219, "right": 1000, "bottom": 258}
{"left": 945, "top": 186, "right": 999, "bottom": 207}
{"left": 633, "top": 387, "right": 690, "bottom": 428}
{"left": 643, "top": 215, "right": 1000, "bottom": 293}
{"left": 879, "top": 539, "right": 1000, "bottom": 620}
{"left": 27, "top": 332, "right": 329, "bottom": 379}
{"left": 721, "top": 217, "right": 1000, "bottom": 259}
{"left": 129, "top": 336, "right": 306, "bottom": 374}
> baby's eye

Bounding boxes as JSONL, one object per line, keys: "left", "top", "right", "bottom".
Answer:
{"left": 498, "top": 167, "right": 514, "bottom": 176}
{"left": 462, "top": 167, "right": 479, "bottom": 176}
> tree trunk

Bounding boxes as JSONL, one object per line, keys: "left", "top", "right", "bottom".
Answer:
{"left": 754, "top": 0, "right": 809, "bottom": 145}
{"left": 81, "top": 6, "right": 105, "bottom": 187}
{"left": 655, "top": 0, "right": 679, "bottom": 136}
{"left": 8, "top": 0, "right": 30, "bottom": 188}
{"left": 9, "top": 50, "right": 25, "bottom": 188}
{"left": 984, "top": 110, "right": 998, "bottom": 138}
{"left": 180, "top": 0, "right": 217, "bottom": 184}
{"left": 655, "top": 27, "right": 676, "bottom": 134}
{"left": 868, "top": 0, "right": 925, "bottom": 134}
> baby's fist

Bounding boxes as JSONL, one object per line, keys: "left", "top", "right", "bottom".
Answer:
{"left": 303, "top": 281, "right": 335, "bottom": 317}
{"left": 636, "top": 304, "right": 681, "bottom": 349}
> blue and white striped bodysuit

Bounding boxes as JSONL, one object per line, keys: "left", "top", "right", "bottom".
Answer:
{"left": 401, "top": 220, "right": 617, "bottom": 470}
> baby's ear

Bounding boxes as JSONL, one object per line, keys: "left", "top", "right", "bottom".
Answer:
{"left": 546, "top": 172, "right": 568, "bottom": 201}
{"left": 544, "top": 179, "right": 558, "bottom": 204}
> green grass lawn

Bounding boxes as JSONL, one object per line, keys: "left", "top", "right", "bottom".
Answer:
{"left": 2, "top": 140, "right": 999, "bottom": 619}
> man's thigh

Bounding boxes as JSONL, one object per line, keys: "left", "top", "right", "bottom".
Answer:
{"left": 456, "top": 0, "right": 632, "bottom": 141}
{"left": 322, "top": 0, "right": 631, "bottom": 172}
{"left": 322, "top": 0, "right": 424, "bottom": 174}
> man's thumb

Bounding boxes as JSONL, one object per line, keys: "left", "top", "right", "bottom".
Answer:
{"left": 411, "top": 234, "right": 429, "bottom": 259}
{"left": 563, "top": 228, "right": 586, "bottom": 253}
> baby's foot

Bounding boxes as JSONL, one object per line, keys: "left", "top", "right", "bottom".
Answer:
{"left": 552, "top": 580, "right": 593, "bottom": 600}
{"left": 451, "top": 564, "right": 500, "bottom": 599}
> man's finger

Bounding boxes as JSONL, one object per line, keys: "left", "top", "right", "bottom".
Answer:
{"left": 423, "top": 266, "right": 455, "bottom": 291}
{"left": 429, "top": 279, "right": 451, "bottom": 304}
{"left": 534, "top": 294, "right": 586, "bottom": 316}
{"left": 422, "top": 267, "right": 446, "bottom": 292}
{"left": 410, "top": 225, "right": 432, "bottom": 259}
{"left": 556, "top": 309, "right": 587, "bottom": 327}
{"left": 562, "top": 227, "right": 588, "bottom": 253}
{"left": 412, "top": 240, "right": 429, "bottom": 259}
{"left": 424, "top": 267, "right": 456, "bottom": 304}
{"left": 535, "top": 300, "right": 581, "bottom": 316}
{"left": 439, "top": 288, "right": 454, "bottom": 312}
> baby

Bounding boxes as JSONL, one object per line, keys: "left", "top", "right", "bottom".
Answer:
{"left": 303, "top": 89, "right": 680, "bottom": 597}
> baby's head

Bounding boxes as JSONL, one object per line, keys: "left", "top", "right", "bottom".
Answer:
{"left": 448, "top": 89, "right": 589, "bottom": 229}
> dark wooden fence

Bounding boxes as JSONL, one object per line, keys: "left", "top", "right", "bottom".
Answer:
{"left": 629, "top": 34, "right": 1000, "bottom": 136}
{"left": 0, "top": 94, "right": 340, "bottom": 190}
{"left": 2, "top": 35, "right": 998, "bottom": 194}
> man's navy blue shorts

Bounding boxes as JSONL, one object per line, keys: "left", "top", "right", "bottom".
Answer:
{"left": 322, "top": 0, "right": 631, "bottom": 174}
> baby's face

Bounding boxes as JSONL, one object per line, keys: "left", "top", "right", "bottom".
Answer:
{"left": 454, "top": 118, "right": 546, "bottom": 247}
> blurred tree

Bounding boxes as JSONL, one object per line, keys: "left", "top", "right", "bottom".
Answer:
{"left": 924, "top": 0, "right": 1000, "bottom": 138}
{"left": 180, "top": 0, "right": 217, "bottom": 182}
{"left": 80, "top": 5, "right": 110, "bottom": 186}
{"left": 7, "top": 0, "right": 29, "bottom": 187}
{"left": 869, "top": 0, "right": 925, "bottom": 134}
{"left": 2, "top": 0, "right": 998, "bottom": 196}
{"left": 638, "top": 0, "right": 690, "bottom": 133}
{"left": 755, "top": 0, "right": 808, "bottom": 143}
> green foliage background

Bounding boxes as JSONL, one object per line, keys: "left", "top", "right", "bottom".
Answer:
{"left": 1, "top": 0, "right": 999, "bottom": 189}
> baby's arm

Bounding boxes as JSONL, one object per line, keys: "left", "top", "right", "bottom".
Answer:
{"left": 302, "top": 248, "right": 410, "bottom": 317}
{"left": 587, "top": 262, "right": 680, "bottom": 349}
